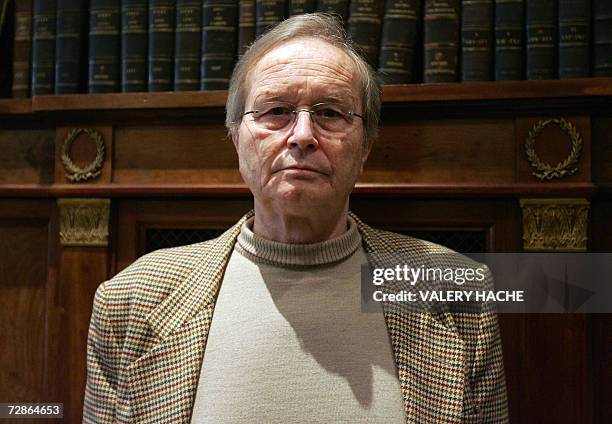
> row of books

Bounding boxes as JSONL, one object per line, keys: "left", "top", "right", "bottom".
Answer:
{"left": 4, "top": 0, "right": 612, "bottom": 98}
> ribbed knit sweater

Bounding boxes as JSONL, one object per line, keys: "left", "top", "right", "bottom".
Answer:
{"left": 190, "top": 217, "right": 405, "bottom": 423}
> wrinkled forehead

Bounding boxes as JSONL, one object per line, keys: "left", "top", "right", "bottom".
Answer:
{"left": 245, "top": 38, "right": 362, "bottom": 109}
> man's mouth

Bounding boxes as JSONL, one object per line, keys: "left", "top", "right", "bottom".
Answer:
{"left": 277, "top": 165, "right": 325, "bottom": 175}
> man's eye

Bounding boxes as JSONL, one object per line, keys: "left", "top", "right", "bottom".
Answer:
{"left": 269, "top": 107, "right": 290, "bottom": 116}
{"left": 318, "top": 108, "right": 341, "bottom": 118}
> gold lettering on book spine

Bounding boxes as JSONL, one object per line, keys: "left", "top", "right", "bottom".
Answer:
{"left": 58, "top": 199, "right": 110, "bottom": 247}
{"left": 520, "top": 199, "right": 589, "bottom": 252}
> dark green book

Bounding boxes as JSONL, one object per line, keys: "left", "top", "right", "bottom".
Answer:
{"left": 255, "top": 0, "right": 285, "bottom": 36}
{"left": 238, "top": 0, "right": 255, "bottom": 55}
{"left": 88, "top": 0, "right": 120, "bottom": 93}
{"left": 148, "top": 0, "right": 175, "bottom": 91}
{"left": 461, "top": 0, "right": 493, "bottom": 81}
{"left": 347, "top": 0, "right": 385, "bottom": 68}
{"left": 201, "top": 0, "right": 238, "bottom": 90}
{"left": 526, "top": 0, "right": 557, "bottom": 80}
{"left": 593, "top": 0, "right": 612, "bottom": 76}
{"left": 12, "top": 0, "right": 33, "bottom": 97}
{"left": 424, "top": 0, "right": 460, "bottom": 83}
{"left": 494, "top": 0, "right": 524, "bottom": 80}
{"left": 0, "top": 0, "right": 12, "bottom": 98}
{"left": 55, "top": 0, "right": 86, "bottom": 93}
{"left": 558, "top": 0, "right": 590, "bottom": 78}
{"left": 316, "top": 0, "right": 349, "bottom": 22}
{"left": 32, "top": 0, "right": 56, "bottom": 95}
{"left": 174, "top": 0, "right": 201, "bottom": 90}
{"left": 378, "top": 0, "right": 420, "bottom": 84}
{"left": 121, "top": 0, "right": 148, "bottom": 92}
{"left": 289, "top": 0, "right": 315, "bottom": 15}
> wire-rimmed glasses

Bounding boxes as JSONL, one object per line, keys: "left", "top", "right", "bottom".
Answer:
{"left": 241, "top": 101, "right": 364, "bottom": 134}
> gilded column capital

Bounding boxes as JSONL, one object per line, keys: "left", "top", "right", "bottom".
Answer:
{"left": 57, "top": 198, "right": 110, "bottom": 247}
{"left": 520, "top": 198, "right": 589, "bottom": 252}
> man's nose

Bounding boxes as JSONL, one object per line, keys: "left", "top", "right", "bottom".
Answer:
{"left": 286, "top": 110, "right": 318, "bottom": 150}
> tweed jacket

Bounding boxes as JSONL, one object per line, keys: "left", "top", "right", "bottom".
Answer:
{"left": 83, "top": 211, "right": 509, "bottom": 424}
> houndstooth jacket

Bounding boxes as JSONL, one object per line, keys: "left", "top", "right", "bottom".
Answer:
{"left": 83, "top": 211, "right": 509, "bottom": 423}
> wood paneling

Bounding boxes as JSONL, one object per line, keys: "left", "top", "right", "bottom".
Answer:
{"left": 592, "top": 117, "right": 612, "bottom": 183}
{"left": 0, "top": 129, "right": 55, "bottom": 184}
{"left": 58, "top": 248, "right": 111, "bottom": 423}
{"left": 0, "top": 200, "right": 58, "bottom": 408}
{"left": 365, "top": 119, "right": 516, "bottom": 183}
{"left": 113, "top": 125, "right": 242, "bottom": 184}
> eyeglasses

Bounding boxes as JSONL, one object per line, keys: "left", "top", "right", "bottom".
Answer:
{"left": 241, "top": 101, "right": 364, "bottom": 134}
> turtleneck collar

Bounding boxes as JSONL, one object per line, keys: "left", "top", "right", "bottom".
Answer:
{"left": 236, "top": 216, "right": 362, "bottom": 267}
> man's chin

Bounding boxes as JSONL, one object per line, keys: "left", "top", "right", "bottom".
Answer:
{"left": 263, "top": 184, "right": 332, "bottom": 206}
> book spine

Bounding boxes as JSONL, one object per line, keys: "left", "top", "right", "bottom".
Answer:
{"left": 378, "top": 0, "right": 420, "bottom": 84}
{"left": 423, "top": 0, "right": 460, "bottom": 83}
{"left": 558, "top": 0, "right": 590, "bottom": 78}
{"left": 31, "top": 0, "right": 56, "bottom": 95}
{"left": 347, "top": 0, "right": 385, "bottom": 68}
{"left": 289, "top": 0, "right": 316, "bottom": 15}
{"left": 494, "top": 0, "right": 523, "bottom": 80}
{"left": 121, "top": 0, "right": 148, "bottom": 92}
{"left": 148, "top": 0, "right": 175, "bottom": 91}
{"left": 88, "top": 0, "right": 120, "bottom": 93}
{"left": 255, "top": 0, "right": 285, "bottom": 36}
{"left": 461, "top": 0, "right": 493, "bottom": 81}
{"left": 526, "top": 0, "right": 557, "bottom": 80}
{"left": 174, "top": 0, "right": 201, "bottom": 91}
{"left": 201, "top": 0, "right": 238, "bottom": 90}
{"left": 12, "top": 0, "right": 33, "bottom": 97}
{"left": 593, "top": 0, "right": 612, "bottom": 76}
{"left": 238, "top": 0, "right": 255, "bottom": 55}
{"left": 316, "top": 0, "right": 349, "bottom": 22}
{"left": 55, "top": 0, "right": 85, "bottom": 93}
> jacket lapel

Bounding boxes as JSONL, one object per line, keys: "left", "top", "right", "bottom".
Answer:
{"left": 351, "top": 212, "right": 467, "bottom": 423}
{"left": 127, "top": 210, "right": 466, "bottom": 423}
{"left": 127, "top": 211, "right": 253, "bottom": 423}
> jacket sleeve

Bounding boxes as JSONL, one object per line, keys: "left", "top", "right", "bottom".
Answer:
{"left": 83, "top": 282, "right": 119, "bottom": 423}
{"left": 465, "top": 267, "right": 510, "bottom": 423}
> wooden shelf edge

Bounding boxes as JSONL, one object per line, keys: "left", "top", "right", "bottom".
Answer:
{"left": 0, "top": 183, "right": 599, "bottom": 198}
{"left": 31, "top": 90, "right": 229, "bottom": 112}
{"left": 0, "top": 78, "right": 603, "bottom": 114}
{"left": 0, "top": 98, "right": 32, "bottom": 115}
{"left": 382, "top": 78, "right": 612, "bottom": 103}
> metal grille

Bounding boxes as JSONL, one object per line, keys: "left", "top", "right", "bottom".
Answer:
{"left": 145, "top": 228, "right": 226, "bottom": 253}
{"left": 399, "top": 230, "right": 487, "bottom": 253}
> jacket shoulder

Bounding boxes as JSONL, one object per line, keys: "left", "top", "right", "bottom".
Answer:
{"left": 94, "top": 239, "right": 217, "bottom": 340}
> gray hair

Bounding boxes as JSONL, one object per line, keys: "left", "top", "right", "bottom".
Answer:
{"left": 225, "top": 13, "right": 382, "bottom": 149}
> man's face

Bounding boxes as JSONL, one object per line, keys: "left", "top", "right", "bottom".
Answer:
{"left": 232, "top": 37, "right": 369, "bottom": 214}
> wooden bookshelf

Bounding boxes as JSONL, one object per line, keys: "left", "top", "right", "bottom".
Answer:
{"left": 0, "top": 78, "right": 610, "bottom": 116}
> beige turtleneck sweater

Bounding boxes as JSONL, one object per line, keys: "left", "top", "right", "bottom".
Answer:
{"left": 190, "top": 217, "right": 405, "bottom": 423}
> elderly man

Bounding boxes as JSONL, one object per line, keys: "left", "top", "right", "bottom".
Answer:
{"left": 84, "top": 13, "right": 508, "bottom": 424}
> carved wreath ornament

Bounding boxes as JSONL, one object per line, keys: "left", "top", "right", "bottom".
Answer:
{"left": 61, "top": 128, "right": 105, "bottom": 182}
{"left": 525, "top": 118, "right": 582, "bottom": 181}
